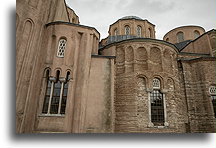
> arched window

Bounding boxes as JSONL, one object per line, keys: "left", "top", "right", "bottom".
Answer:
{"left": 42, "top": 70, "right": 70, "bottom": 115}
{"left": 125, "top": 25, "right": 130, "bottom": 35}
{"left": 50, "top": 70, "right": 61, "bottom": 114}
{"left": 57, "top": 38, "right": 67, "bottom": 58}
{"left": 177, "top": 32, "right": 184, "bottom": 43}
{"left": 60, "top": 72, "right": 70, "bottom": 114}
{"left": 42, "top": 69, "right": 51, "bottom": 114}
{"left": 194, "top": 30, "right": 200, "bottom": 39}
{"left": 137, "top": 26, "right": 142, "bottom": 37}
{"left": 114, "top": 28, "right": 118, "bottom": 36}
{"left": 209, "top": 86, "right": 216, "bottom": 118}
{"left": 153, "top": 78, "right": 160, "bottom": 89}
{"left": 150, "top": 78, "right": 165, "bottom": 126}
{"left": 148, "top": 28, "right": 152, "bottom": 38}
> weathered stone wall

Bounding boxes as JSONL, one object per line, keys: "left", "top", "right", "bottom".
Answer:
{"left": 16, "top": 0, "right": 71, "bottom": 133}
{"left": 16, "top": 0, "right": 101, "bottom": 133}
{"left": 102, "top": 39, "right": 188, "bottom": 133}
{"left": 181, "top": 58, "right": 216, "bottom": 132}
{"left": 34, "top": 22, "right": 99, "bottom": 133}
{"left": 84, "top": 57, "right": 115, "bottom": 133}
{"left": 108, "top": 19, "right": 155, "bottom": 38}
{"left": 182, "top": 32, "right": 216, "bottom": 54}
{"left": 163, "top": 26, "right": 205, "bottom": 44}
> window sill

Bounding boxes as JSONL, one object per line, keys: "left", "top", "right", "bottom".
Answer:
{"left": 38, "top": 114, "right": 65, "bottom": 117}
{"left": 148, "top": 122, "right": 169, "bottom": 128}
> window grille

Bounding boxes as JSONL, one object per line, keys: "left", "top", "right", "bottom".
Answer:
{"left": 209, "top": 86, "right": 216, "bottom": 118}
{"left": 125, "top": 26, "right": 130, "bottom": 35}
{"left": 209, "top": 86, "right": 216, "bottom": 95}
{"left": 150, "top": 90, "right": 164, "bottom": 125}
{"left": 57, "top": 39, "right": 67, "bottom": 57}
{"left": 153, "top": 78, "right": 160, "bottom": 89}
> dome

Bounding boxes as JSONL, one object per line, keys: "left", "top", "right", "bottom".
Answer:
{"left": 120, "top": 16, "right": 143, "bottom": 20}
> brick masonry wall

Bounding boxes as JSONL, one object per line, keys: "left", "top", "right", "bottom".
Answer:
{"left": 181, "top": 58, "right": 216, "bottom": 132}
{"left": 113, "top": 41, "right": 189, "bottom": 133}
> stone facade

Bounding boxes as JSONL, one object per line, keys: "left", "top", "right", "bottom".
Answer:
{"left": 16, "top": 0, "right": 216, "bottom": 133}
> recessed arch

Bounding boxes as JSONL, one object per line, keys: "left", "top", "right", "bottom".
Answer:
{"left": 124, "top": 25, "right": 131, "bottom": 35}
{"left": 137, "top": 25, "right": 142, "bottom": 37}
{"left": 152, "top": 75, "right": 164, "bottom": 89}
{"left": 150, "top": 47, "right": 162, "bottom": 71}
{"left": 163, "top": 48, "right": 173, "bottom": 72}
{"left": 114, "top": 28, "right": 118, "bottom": 36}
{"left": 125, "top": 46, "right": 134, "bottom": 62}
{"left": 116, "top": 47, "right": 125, "bottom": 63}
{"left": 176, "top": 31, "right": 184, "bottom": 43}
{"left": 43, "top": 67, "right": 51, "bottom": 77}
{"left": 194, "top": 30, "right": 200, "bottom": 39}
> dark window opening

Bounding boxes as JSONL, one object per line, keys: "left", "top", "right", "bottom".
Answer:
{"left": 150, "top": 90, "right": 165, "bottom": 126}
{"left": 211, "top": 95, "right": 216, "bottom": 118}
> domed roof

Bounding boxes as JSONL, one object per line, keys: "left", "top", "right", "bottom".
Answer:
{"left": 120, "top": 16, "right": 143, "bottom": 20}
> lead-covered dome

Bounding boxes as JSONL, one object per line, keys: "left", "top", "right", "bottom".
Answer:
{"left": 120, "top": 16, "right": 143, "bottom": 20}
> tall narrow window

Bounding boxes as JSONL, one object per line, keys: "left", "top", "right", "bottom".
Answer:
{"left": 150, "top": 78, "right": 165, "bottom": 126}
{"left": 137, "top": 26, "right": 142, "bottom": 37}
{"left": 125, "top": 25, "right": 130, "bottom": 35}
{"left": 194, "top": 30, "right": 200, "bottom": 39}
{"left": 42, "top": 70, "right": 70, "bottom": 115}
{"left": 57, "top": 39, "right": 67, "bottom": 58}
{"left": 148, "top": 28, "right": 152, "bottom": 38}
{"left": 177, "top": 32, "right": 184, "bottom": 43}
{"left": 114, "top": 28, "right": 118, "bottom": 36}
{"left": 60, "top": 72, "right": 70, "bottom": 114}
{"left": 42, "top": 70, "right": 51, "bottom": 114}
{"left": 209, "top": 86, "right": 216, "bottom": 118}
{"left": 50, "top": 71, "right": 61, "bottom": 114}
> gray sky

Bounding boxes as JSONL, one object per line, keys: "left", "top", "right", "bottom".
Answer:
{"left": 66, "top": 0, "right": 215, "bottom": 40}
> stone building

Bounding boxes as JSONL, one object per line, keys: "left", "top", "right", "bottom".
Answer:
{"left": 16, "top": 0, "right": 216, "bottom": 133}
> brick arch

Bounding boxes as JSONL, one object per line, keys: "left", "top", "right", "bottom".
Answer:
{"left": 125, "top": 46, "right": 134, "bottom": 73}
{"left": 43, "top": 67, "right": 51, "bottom": 77}
{"left": 135, "top": 47, "right": 148, "bottom": 71}
{"left": 152, "top": 75, "right": 164, "bottom": 89}
{"left": 163, "top": 48, "right": 173, "bottom": 73}
{"left": 116, "top": 47, "right": 125, "bottom": 74}
{"left": 125, "top": 46, "right": 134, "bottom": 62}
{"left": 167, "top": 77, "right": 175, "bottom": 91}
{"left": 116, "top": 47, "right": 125, "bottom": 63}
{"left": 52, "top": 68, "right": 62, "bottom": 77}
{"left": 150, "top": 47, "right": 162, "bottom": 71}
{"left": 136, "top": 47, "right": 147, "bottom": 60}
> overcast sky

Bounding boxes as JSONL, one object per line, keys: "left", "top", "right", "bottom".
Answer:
{"left": 66, "top": 0, "right": 215, "bottom": 40}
